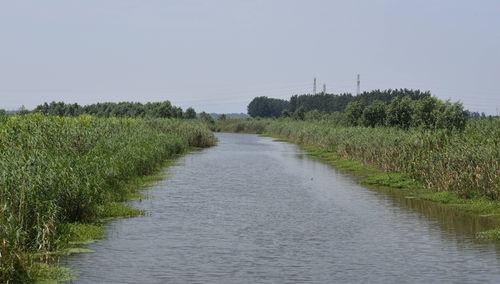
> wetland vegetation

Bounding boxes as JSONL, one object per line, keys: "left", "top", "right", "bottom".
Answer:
{"left": 1, "top": 92, "right": 498, "bottom": 282}
{"left": 213, "top": 91, "right": 500, "bottom": 238}
{"left": 0, "top": 113, "right": 215, "bottom": 282}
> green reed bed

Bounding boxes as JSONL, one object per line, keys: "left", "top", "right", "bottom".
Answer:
{"left": 216, "top": 118, "right": 500, "bottom": 203}
{"left": 0, "top": 114, "right": 215, "bottom": 283}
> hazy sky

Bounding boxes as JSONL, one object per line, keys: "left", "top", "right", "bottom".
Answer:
{"left": 0, "top": 0, "right": 499, "bottom": 114}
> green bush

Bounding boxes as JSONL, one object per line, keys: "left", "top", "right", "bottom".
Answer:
{"left": 361, "top": 100, "right": 387, "bottom": 127}
{"left": 387, "top": 96, "right": 414, "bottom": 129}
{"left": 345, "top": 101, "right": 364, "bottom": 126}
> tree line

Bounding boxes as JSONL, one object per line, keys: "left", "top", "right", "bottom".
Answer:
{"left": 247, "top": 89, "right": 432, "bottom": 118}
{"left": 344, "top": 96, "right": 467, "bottom": 130}
{"left": 246, "top": 89, "right": 474, "bottom": 130}
{"left": 30, "top": 101, "right": 198, "bottom": 119}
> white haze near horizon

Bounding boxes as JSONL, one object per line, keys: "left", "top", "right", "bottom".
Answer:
{"left": 0, "top": 0, "right": 499, "bottom": 114}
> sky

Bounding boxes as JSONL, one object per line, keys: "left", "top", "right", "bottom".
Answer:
{"left": 0, "top": 0, "right": 499, "bottom": 114}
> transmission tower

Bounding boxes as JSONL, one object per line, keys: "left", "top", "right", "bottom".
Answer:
{"left": 356, "top": 74, "right": 361, "bottom": 95}
{"left": 323, "top": 84, "right": 326, "bottom": 94}
{"left": 313, "top": 78, "right": 317, "bottom": 95}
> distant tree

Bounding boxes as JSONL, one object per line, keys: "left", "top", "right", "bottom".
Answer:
{"left": 412, "top": 96, "right": 439, "bottom": 129}
{"left": 33, "top": 100, "right": 188, "bottom": 119}
{"left": 304, "top": 109, "right": 323, "bottom": 120}
{"left": 281, "top": 109, "right": 291, "bottom": 118}
{"left": 184, "top": 107, "right": 197, "bottom": 119}
{"left": 198, "top": 111, "right": 214, "bottom": 124}
{"left": 288, "top": 93, "right": 353, "bottom": 113}
{"left": 0, "top": 109, "right": 6, "bottom": 123}
{"left": 386, "top": 96, "right": 414, "bottom": 129}
{"left": 247, "top": 96, "right": 289, "bottom": 118}
{"left": 361, "top": 100, "right": 386, "bottom": 127}
{"left": 434, "top": 100, "right": 467, "bottom": 131}
{"left": 345, "top": 101, "right": 365, "bottom": 126}
{"left": 18, "top": 105, "right": 29, "bottom": 115}
{"left": 293, "top": 106, "right": 305, "bottom": 120}
{"left": 218, "top": 114, "right": 227, "bottom": 121}
{"left": 285, "top": 89, "right": 427, "bottom": 115}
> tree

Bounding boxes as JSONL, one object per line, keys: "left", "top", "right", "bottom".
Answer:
{"left": 293, "top": 106, "right": 305, "bottom": 120}
{"left": 386, "top": 96, "right": 414, "bottom": 129}
{"left": 305, "top": 109, "right": 323, "bottom": 120}
{"left": 247, "top": 96, "right": 289, "bottom": 118}
{"left": 281, "top": 109, "right": 291, "bottom": 118}
{"left": 434, "top": 101, "right": 467, "bottom": 131}
{"left": 32, "top": 100, "right": 188, "bottom": 119}
{"left": 412, "top": 96, "right": 439, "bottom": 128}
{"left": 361, "top": 100, "right": 386, "bottom": 127}
{"left": 345, "top": 101, "right": 364, "bottom": 126}
{"left": 184, "top": 107, "right": 196, "bottom": 119}
{"left": 198, "top": 111, "right": 214, "bottom": 124}
{"left": 18, "top": 105, "right": 29, "bottom": 115}
{"left": 218, "top": 114, "right": 227, "bottom": 121}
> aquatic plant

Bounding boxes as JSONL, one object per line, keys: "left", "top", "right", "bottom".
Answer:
{"left": 215, "top": 118, "right": 500, "bottom": 199}
{"left": 0, "top": 114, "right": 215, "bottom": 282}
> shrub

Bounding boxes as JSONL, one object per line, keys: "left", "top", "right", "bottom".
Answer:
{"left": 361, "top": 100, "right": 386, "bottom": 127}
{"left": 345, "top": 101, "right": 364, "bottom": 126}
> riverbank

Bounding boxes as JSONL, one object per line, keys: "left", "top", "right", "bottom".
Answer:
{"left": 213, "top": 118, "right": 500, "bottom": 238}
{"left": 60, "top": 132, "right": 500, "bottom": 283}
{"left": 0, "top": 115, "right": 216, "bottom": 283}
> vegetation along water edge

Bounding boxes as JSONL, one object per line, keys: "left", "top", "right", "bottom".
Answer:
{"left": 212, "top": 117, "right": 500, "bottom": 240}
{"left": 0, "top": 114, "right": 216, "bottom": 283}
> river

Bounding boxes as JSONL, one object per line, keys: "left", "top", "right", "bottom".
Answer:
{"left": 63, "top": 133, "right": 500, "bottom": 283}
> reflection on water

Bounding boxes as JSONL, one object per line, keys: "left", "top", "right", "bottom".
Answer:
{"left": 63, "top": 133, "right": 500, "bottom": 283}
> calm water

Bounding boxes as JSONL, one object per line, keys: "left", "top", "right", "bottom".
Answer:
{"left": 63, "top": 133, "right": 500, "bottom": 283}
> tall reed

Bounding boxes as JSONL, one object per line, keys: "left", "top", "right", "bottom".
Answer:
{"left": 0, "top": 114, "right": 215, "bottom": 282}
{"left": 216, "top": 118, "right": 500, "bottom": 199}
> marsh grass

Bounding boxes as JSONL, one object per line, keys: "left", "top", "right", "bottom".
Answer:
{"left": 0, "top": 114, "right": 216, "bottom": 282}
{"left": 216, "top": 118, "right": 500, "bottom": 239}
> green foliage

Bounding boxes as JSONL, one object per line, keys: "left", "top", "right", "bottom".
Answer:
{"left": 386, "top": 96, "right": 414, "bottom": 129}
{"left": 247, "top": 89, "right": 468, "bottom": 131}
{"left": 282, "top": 109, "right": 291, "bottom": 118}
{"left": 293, "top": 106, "right": 306, "bottom": 120}
{"left": 345, "top": 101, "right": 364, "bottom": 126}
{"left": 412, "top": 96, "right": 439, "bottom": 128}
{"left": 289, "top": 93, "right": 353, "bottom": 113}
{"left": 274, "top": 89, "right": 430, "bottom": 115}
{"left": 17, "top": 105, "right": 30, "bottom": 115}
{"left": 216, "top": 118, "right": 500, "bottom": 200}
{"left": 360, "top": 100, "right": 386, "bottom": 127}
{"left": 247, "top": 96, "right": 289, "bottom": 118}
{"left": 434, "top": 100, "right": 467, "bottom": 131}
{"left": 198, "top": 111, "right": 214, "bottom": 124}
{"left": 29, "top": 263, "right": 74, "bottom": 282}
{"left": 184, "top": 107, "right": 197, "bottom": 119}
{"left": 33, "top": 101, "right": 186, "bottom": 119}
{"left": 477, "top": 228, "right": 500, "bottom": 241}
{"left": 0, "top": 115, "right": 216, "bottom": 282}
{"left": 304, "top": 109, "right": 323, "bottom": 120}
{"left": 58, "top": 223, "right": 104, "bottom": 245}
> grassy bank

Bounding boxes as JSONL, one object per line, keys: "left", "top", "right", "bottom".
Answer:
{"left": 214, "top": 118, "right": 500, "bottom": 231}
{"left": 0, "top": 114, "right": 216, "bottom": 283}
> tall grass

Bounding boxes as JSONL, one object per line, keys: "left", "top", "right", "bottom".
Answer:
{"left": 0, "top": 114, "right": 215, "bottom": 282}
{"left": 216, "top": 118, "right": 500, "bottom": 199}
